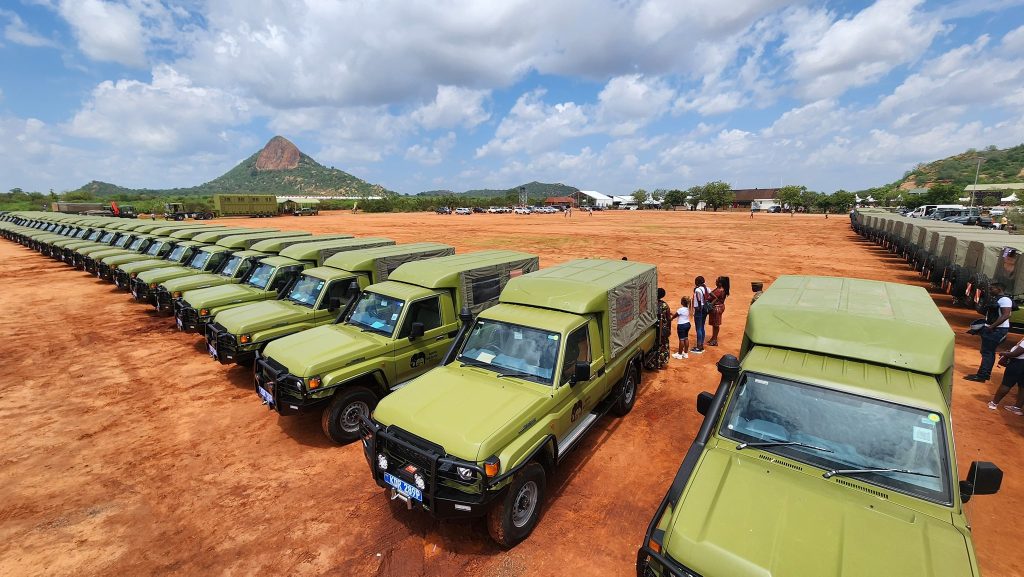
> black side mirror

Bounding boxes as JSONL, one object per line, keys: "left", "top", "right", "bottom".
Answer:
{"left": 696, "top": 391, "right": 714, "bottom": 416}
{"left": 960, "top": 461, "right": 1002, "bottom": 502}
{"left": 409, "top": 322, "right": 425, "bottom": 340}
{"left": 328, "top": 296, "right": 342, "bottom": 311}
{"left": 571, "top": 361, "right": 590, "bottom": 385}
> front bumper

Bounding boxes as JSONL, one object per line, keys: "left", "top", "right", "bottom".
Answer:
{"left": 359, "top": 417, "right": 504, "bottom": 520}
{"left": 130, "top": 278, "right": 156, "bottom": 304}
{"left": 636, "top": 546, "right": 704, "bottom": 577}
{"left": 113, "top": 269, "right": 132, "bottom": 290}
{"left": 204, "top": 322, "right": 257, "bottom": 365}
{"left": 253, "top": 356, "right": 329, "bottom": 415}
{"left": 173, "top": 302, "right": 208, "bottom": 333}
{"left": 154, "top": 288, "right": 175, "bottom": 314}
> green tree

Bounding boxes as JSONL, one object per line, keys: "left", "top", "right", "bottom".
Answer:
{"left": 685, "top": 185, "right": 702, "bottom": 210}
{"left": 663, "top": 189, "right": 687, "bottom": 207}
{"left": 925, "top": 183, "right": 960, "bottom": 205}
{"left": 631, "top": 188, "right": 649, "bottom": 208}
{"left": 777, "top": 185, "right": 806, "bottom": 211}
{"left": 830, "top": 190, "right": 856, "bottom": 212}
{"left": 982, "top": 195, "right": 998, "bottom": 207}
{"left": 698, "top": 181, "right": 734, "bottom": 211}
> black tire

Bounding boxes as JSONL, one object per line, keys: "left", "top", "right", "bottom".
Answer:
{"left": 611, "top": 362, "right": 640, "bottom": 417}
{"left": 321, "top": 386, "right": 378, "bottom": 444}
{"left": 487, "top": 462, "right": 545, "bottom": 549}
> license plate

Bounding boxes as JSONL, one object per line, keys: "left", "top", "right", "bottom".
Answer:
{"left": 208, "top": 343, "right": 218, "bottom": 359}
{"left": 176, "top": 317, "right": 183, "bottom": 330}
{"left": 131, "top": 287, "right": 139, "bottom": 298}
{"left": 384, "top": 473, "right": 422, "bottom": 501}
{"left": 257, "top": 386, "right": 274, "bottom": 406}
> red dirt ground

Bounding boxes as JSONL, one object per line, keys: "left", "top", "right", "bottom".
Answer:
{"left": 0, "top": 211, "right": 1020, "bottom": 576}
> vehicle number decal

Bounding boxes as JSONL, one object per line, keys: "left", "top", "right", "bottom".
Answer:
{"left": 912, "top": 426, "right": 933, "bottom": 444}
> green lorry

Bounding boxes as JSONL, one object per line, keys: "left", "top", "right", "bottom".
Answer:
{"left": 256, "top": 249, "right": 538, "bottom": 443}
{"left": 175, "top": 237, "right": 394, "bottom": 333}
{"left": 360, "top": 258, "right": 658, "bottom": 547}
{"left": 637, "top": 275, "right": 1003, "bottom": 577}
{"left": 209, "top": 242, "right": 454, "bottom": 366}
{"left": 154, "top": 233, "right": 354, "bottom": 314}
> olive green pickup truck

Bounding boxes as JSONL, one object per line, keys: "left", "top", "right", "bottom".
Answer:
{"left": 361, "top": 258, "right": 658, "bottom": 548}
{"left": 637, "top": 275, "right": 1003, "bottom": 577}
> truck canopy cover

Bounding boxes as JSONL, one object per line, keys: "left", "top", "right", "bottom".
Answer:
{"left": 499, "top": 258, "right": 658, "bottom": 358}
{"left": 277, "top": 237, "right": 395, "bottom": 265}
{"left": 747, "top": 275, "right": 953, "bottom": 379}
{"left": 939, "top": 232, "right": 1009, "bottom": 266}
{"left": 323, "top": 242, "right": 455, "bottom": 280}
{"left": 388, "top": 250, "right": 539, "bottom": 315}
{"left": 965, "top": 239, "right": 1024, "bottom": 279}
{"left": 248, "top": 233, "right": 354, "bottom": 253}
{"left": 216, "top": 230, "right": 309, "bottom": 249}
{"left": 190, "top": 228, "right": 268, "bottom": 243}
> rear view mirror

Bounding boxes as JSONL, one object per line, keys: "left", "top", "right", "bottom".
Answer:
{"left": 571, "top": 361, "right": 591, "bottom": 385}
{"left": 409, "top": 322, "right": 425, "bottom": 340}
{"left": 696, "top": 391, "right": 713, "bottom": 416}
{"left": 328, "top": 297, "right": 342, "bottom": 311}
{"left": 960, "top": 461, "right": 1002, "bottom": 502}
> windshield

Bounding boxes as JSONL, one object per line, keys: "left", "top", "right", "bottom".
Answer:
{"left": 719, "top": 373, "right": 951, "bottom": 504}
{"left": 128, "top": 238, "right": 146, "bottom": 250}
{"left": 285, "top": 274, "right": 325, "bottom": 307}
{"left": 458, "top": 319, "right": 559, "bottom": 385}
{"left": 145, "top": 241, "right": 165, "bottom": 256}
{"left": 167, "top": 245, "right": 189, "bottom": 261}
{"left": 346, "top": 291, "right": 404, "bottom": 336}
{"left": 99, "top": 232, "right": 115, "bottom": 242}
{"left": 189, "top": 250, "right": 213, "bottom": 270}
{"left": 245, "top": 263, "right": 276, "bottom": 289}
{"left": 218, "top": 255, "right": 245, "bottom": 277}
{"left": 86, "top": 231, "right": 102, "bottom": 240}
{"left": 113, "top": 235, "right": 131, "bottom": 247}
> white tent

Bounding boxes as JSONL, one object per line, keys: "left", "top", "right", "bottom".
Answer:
{"left": 576, "top": 190, "right": 614, "bottom": 207}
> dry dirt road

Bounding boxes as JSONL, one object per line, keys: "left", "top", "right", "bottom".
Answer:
{"left": 1, "top": 211, "right": 1020, "bottom": 576}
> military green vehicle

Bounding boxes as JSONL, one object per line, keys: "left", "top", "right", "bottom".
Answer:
{"left": 28, "top": 221, "right": 82, "bottom": 252}
{"left": 106, "top": 226, "right": 233, "bottom": 287}
{"left": 960, "top": 238, "right": 1024, "bottom": 307}
{"left": 175, "top": 237, "right": 394, "bottom": 333}
{"left": 257, "top": 249, "right": 536, "bottom": 442}
{"left": 130, "top": 230, "right": 311, "bottom": 307}
{"left": 36, "top": 219, "right": 108, "bottom": 256}
{"left": 210, "top": 242, "right": 454, "bottom": 366}
{"left": 360, "top": 258, "right": 657, "bottom": 547}
{"left": 637, "top": 275, "right": 1003, "bottom": 577}
{"left": 116, "top": 239, "right": 214, "bottom": 296}
{"left": 83, "top": 226, "right": 261, "bottom": 275}
{"left": 56, "top": 224, "right": 126, "bottom": 263}
{"left": 156, "top": 234, "right": 353, "bottom": 315}
{"left": 71, "top": 222, "right": 161, "bottom": 268}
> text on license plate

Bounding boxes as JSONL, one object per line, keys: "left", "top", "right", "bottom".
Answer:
{"left": 384, "top": 473, "right": 422, "bottom": 501}
{"left": 257, "top": 386, "right": 273, "bottom": 405}
{"left": 176, "top": 317, "right": 183, "bottom": 330}
{"left": 208, "top": 344, "right": 218, "bottom": 358}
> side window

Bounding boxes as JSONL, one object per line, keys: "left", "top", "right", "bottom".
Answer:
{"left": 318, "top": 280, "right": 349, "bottom": 310}
{"left": 235, "top": 260, "right": 254, "bottom": 278}
{"left": 207, "top": 252, "right": 226, "bottom": 270}
{"left": 398, "top": 296, "right": 442, "bottom": 338}
{"left": 559, "top": 326, "right": 591, "bottom": 385}
{"left": 271, "top": 267, "right": 300, "bottom": 292}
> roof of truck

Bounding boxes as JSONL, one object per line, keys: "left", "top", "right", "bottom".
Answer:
{"left": 499, "top": 258, "right": 657, "bottom": 314}
{"left": 322, "top": 242, "right": 454, "bottom": 272}
{"left": 215, "top": 230, "right": 308, "bottom": 248}
{"left": 248, "top": 233, "right": 353, "bottom": 252}
{"left": 746, "top": 275, "right": 953, "bottom": 376}
{"left": 389, "top": 249, "right": 537, "bottom": 289}
{"left": 277, "top": 237, "right": 395, "bottom": 261}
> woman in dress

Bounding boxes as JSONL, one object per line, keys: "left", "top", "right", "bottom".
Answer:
{"left": 707, "top": 276, "right": 730, "bottom": 346}
{"left": 649, "top": 287, "right": 672, "bottom": 369}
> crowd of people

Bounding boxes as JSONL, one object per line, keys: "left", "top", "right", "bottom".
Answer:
{"left": 647, "top": 275, "right": 731, "bottom": 370}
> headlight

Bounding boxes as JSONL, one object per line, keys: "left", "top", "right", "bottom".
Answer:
{"left": 199, "top": 308, "right": 209, "bottom": 317}
{"left": 149, "top": 282, "right": 158, "bottom": 289}
{"left": 239, "top": 334, "right": 251, "bottom": 344}
{"left": 377, "top": 453, "right": 388, "bottom": 470}
{"left": 307, "top": 376, "right": 321, "bottom": 389}
{"left": 456, "top": 466, "right": 474, "bottom": 481}
{"left": 414, "top": 473, "right": 426, "bottom": 490}
{"left": 172, "top": 291, "right": 182, "bottom": 298}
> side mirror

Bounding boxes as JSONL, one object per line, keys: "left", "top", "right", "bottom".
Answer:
{"left": 409, "top": 322, "right": 425, "bottom": 340}
{"left": 960, "top": 461, "right": 1002, "bottom": 502}
{"left": 328, "top": 296, "right": 342, "bottom": 311}
{"left": 571, "top": 361, "right": 591, "bottom": 385}
{"left": 696, "top": 391, "right": 714, "bottom": 416}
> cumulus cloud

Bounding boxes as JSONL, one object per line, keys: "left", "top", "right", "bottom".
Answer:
{"left": 410, "top": 86, "right": 490, "bottom": 130}
{"left": 57, "top": 0, "right": 148, "bottom": 67}
{"left": 475, "top": 89, "right": 593, "bottom": 157}
{"left": 596, "top": 75, "right": 675, "bottom": 134}
{"left": 405, "top": 132, "right": 456, "bottom": 165}
{"left": 1, "top": 9, "right": 57, "bottom": 48}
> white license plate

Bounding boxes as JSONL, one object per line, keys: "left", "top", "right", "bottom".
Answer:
{"left": 131, "top": 288, "right": 139, "bottom": 298}
{"left": 208, "top": 344, "right": 218, "bottom": 358}
{"left": 257, "top": 386, "right": 273, "bottom": 405}
{"left": 384, "top": 473, "right": 422, "bottom": 501}
{"left": 176, "top": 317, "right": 183, "bottom": 330}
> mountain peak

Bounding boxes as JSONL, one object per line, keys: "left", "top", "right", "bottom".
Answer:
{"left": 255, "top": 135, "right": 301, "bottom": 171}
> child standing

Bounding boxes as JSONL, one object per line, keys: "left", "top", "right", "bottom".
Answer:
{"left": 672, "top": 296, "right": 691, "bottom": 359}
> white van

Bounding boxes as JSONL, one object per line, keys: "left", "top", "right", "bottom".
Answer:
{"left": 908, "top": 204, "right": 963, "bottom": 218}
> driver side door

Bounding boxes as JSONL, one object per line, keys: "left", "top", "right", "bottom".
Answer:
{"left": 391, "top": 295, "right": 450, "bottom": 384}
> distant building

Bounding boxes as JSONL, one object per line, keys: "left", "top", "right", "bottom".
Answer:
{"left": 276, "top": 196, "right": 320, "bottom": 213}
{"left": 731, "top": 188, "right": 781, "bottom": 210}
{"left": 543, "top": 196, "right": 576, "bottom": 206}
{"left": 573, "top": 190, "right": 614, "bottom": 207}
{"left": 964, "top": 183, "right": 1024, "bottom": 205}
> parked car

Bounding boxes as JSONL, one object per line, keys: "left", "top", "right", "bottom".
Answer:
{"left": 990, "top": 208, "right": 1006, "bottom": 217}
{"left": 513, "top": 206, "right": 531, "bottom": 214}
{"left": 768, "top": 206, "right": 783, "bottom": 213}
{"left": 435, "top": 207, "right": 451, "bottom": 215}
{"left": 454, "top": 207, "right": 472, "bottom": 215}
{"left": 292, "top": 207, "right": 319, "bottom": 216}
{"left": 487, "top": 206, "right": 503, "bottom": 214}
{"left": 472, "top": 207, "right": 486, "bottom": 213}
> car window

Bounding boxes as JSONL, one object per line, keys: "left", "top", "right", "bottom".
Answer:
{"left": 559, "top": 326, "right": 591, "bottom": 385}
{"left": 398, "top": 297, "right": 442, "bottom": 337}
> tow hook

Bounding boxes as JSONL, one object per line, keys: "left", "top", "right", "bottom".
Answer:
{"left": 390, "top": 489, "right": 413, "bottom": 509}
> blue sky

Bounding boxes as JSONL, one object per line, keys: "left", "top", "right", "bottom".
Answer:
{"left": 1, "top": 0, "right": 1022, "bottom": 196}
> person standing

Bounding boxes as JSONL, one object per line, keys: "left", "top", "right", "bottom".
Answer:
{"left": 707, "top": 276, "right": 730, "bottom": 346}
{"left": 966, "top": 282, "right": 1013, "bottom": 382}
{"left": 691, "top": 276, "right": 714, "bottom": 354}
{"left": 991, "top": 337, "right": 1024, "bottom": 414}
{"left": 672, "top": 296, "right": 691, "bottom": 359}
{"left": 647, "top": 288, "right": 672, "bottom": 369}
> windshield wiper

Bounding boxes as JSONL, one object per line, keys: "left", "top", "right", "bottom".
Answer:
{"left": 823, "top": 467, "right": 938, "bottom": 480}
{"left": 458, "top": 357, "right": 491, "bottom": 369}
{"left": 736, "top": 439, "right": 834, "bottom": 453}
{"left": 495, "top": 369, "right": 541, "bottom": 382}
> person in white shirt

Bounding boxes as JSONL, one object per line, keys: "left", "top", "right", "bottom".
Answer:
{"left": 992, "top": 337, "right": 1024, "bottom": 415}
{"left": 966, "top": 282, "right": 1012, "bottom": 382}
{"left": 672, "top": 297, "right": 691, "bottom": 359}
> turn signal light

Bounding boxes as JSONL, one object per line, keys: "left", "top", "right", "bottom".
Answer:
{"left": 484, "top": 459, "right": 500, "bottom": 477}
{"left": 239, "top": 334, "right": 251, "bottom": 344}
{"left": 648, "top": 539, "right": 662, "bottom": 554}
{"left": 308, "top": 377, "right": 322, "bottom": 389}
{"left": 199, "top": 308, "right": 209, "bottom": 317}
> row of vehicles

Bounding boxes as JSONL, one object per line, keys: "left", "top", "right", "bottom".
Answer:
{"left": 437, "top": 206, "right": 570, "bottom": 215}
{"left": 0, "top": 209, "right": 1005, "bottom": 575}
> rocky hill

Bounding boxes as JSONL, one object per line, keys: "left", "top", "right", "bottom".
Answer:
{"left": 70, "top": 136, "right": 394, "bottom": 198}
{"left": 901, "top": 144, "right": 1024, "bottom": 190}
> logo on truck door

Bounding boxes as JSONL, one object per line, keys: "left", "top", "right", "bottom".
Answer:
{"left": 410, "top": 352, "right": 427, "bottom": 368}
{"left": 570, "top": 400, "right": 584, "bottom": 423}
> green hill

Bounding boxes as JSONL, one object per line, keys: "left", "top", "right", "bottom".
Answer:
{"left": 903, "top": 144, "right": 1024, "bottom": 189}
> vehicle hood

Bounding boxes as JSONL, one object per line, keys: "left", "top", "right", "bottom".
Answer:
{"left": 215, "top": 300, "right": 308, "bottom": 335}
{"left": 78, "top": 244, "right": 118, "bottom": 255}
{"left": 262, "top": 324, "right": 385, "bottom": 377}
{"left": 137, "top": 265, "right": 193, "bottom": 284}
{"left": 161, "top": 274, "right": 231, "bottom": 293}
{"left": 373, "top": 365, "right": 546, "bottom": 462}
{"left": 119, "top": 259, "right": 174, "bottom": 274}
{"left": 663, "top": 448, "right": 971, "bottom": 577}
{"left": 103, "top": 253, "right": 152, "bottom": 266}
{"left": 87, "top": 248, "right": 133, "bottom": 260}
{"left": 182, "top": 283, "right": 261, "bottom": 309}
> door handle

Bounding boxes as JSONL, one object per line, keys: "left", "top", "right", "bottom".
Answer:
{"left": 434, "top": 335, "right": 446, "bottom": 341}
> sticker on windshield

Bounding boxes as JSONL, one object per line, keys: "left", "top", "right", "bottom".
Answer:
{"left": 476, "top": 352, "right": 495, "bottom": 363}
{"left": 753, "top": 378, "right": 770, "bottom": 385}
{"left": 927, "top": 413, "right": 940, "bottom": 423}
{"left": 391, "top": 314, "right": 399, "bottom": 321}
{"left": 913, "top": 426, "right": 933, "bottom": 444}
{"left": 513, "top": 331, "right": 522, "bottom": 340}
{"left": 548, "top": 334, "right": 559, "bottom": 341}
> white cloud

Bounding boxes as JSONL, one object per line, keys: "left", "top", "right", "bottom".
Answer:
{"left": 410, "top": 86, "right": 490, "bottom": 130}
{"left": 1, "top": 9, "right": 57, "bottom": 48}
{"left": 596, "top": 75, "right": 675, "bottom": 134}
{"left": 1002, "top": 24, "right": 1024, "bottom": 54}
{"left": 405, "top": 132, "right": 456, "bottom": 165}
{"left": 57, "top": 0, "right": 148, "bottom": 67}
{"left": 781, "top": 0, "right": 947, "bottom": 99}
{"left": 475, "top": 89, "right": 592, "bottom": 157}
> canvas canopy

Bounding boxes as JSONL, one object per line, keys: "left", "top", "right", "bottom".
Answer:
{"left": 323, "top": 242, "right": 455, "bottom": 282}
{"left": 499, "top": 258, "right": 658, "bottom": 359}
{"left": 964, "top": 239, "right": 1024, "bottom": 282}
{"left": 278, "top": 237, "right": 395, "bottom": 266}
{"left": 249, "top": 233, "right": 354, "bottom": 253}
{"left": 218, "top": 230, "right": 311, "bottom": 249}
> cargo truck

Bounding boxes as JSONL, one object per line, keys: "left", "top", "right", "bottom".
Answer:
{"left": 175, "top": 237, "right": 395, "bottom": 333}
{"left": 359, "top": 258, "right": 657, "bottom": 547}
{"left": 210, "top": 242, "right": 454, "bottom": 366}
{"left": 637, "top": 275, "right": 1002, "bottom": 577}
{"left": 174, "top": 194, "right": 278, "bottom": 220}
{"left": 156, "top": 234, "right": 355, "bottom": 314}
{"left": 257, "top": 249, "right": 537, "bottom": 443}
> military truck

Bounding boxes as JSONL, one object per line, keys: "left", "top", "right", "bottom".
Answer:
{"left": 155, "top": 234, "right": 354, "bottom": 314}
{"left": 103, "top": 226, "right": 230, "bottom": 286}
{"left": 175, "top": 237, "right": 395, "bottom": 333}
{"left": 359, "top": 258, "right": 657, "bottom": 547}
{"left": 257, "top": 249, "right": 537, "bottom": 442}
{"left": 83, "top": 226, "right": 268, "bottom": 275}
{"left": 637, "top": 275, "right": 1002, "bottom": 577}
{"left": 960, "top": 238, "right": 1024, "bottom": 307}
{"left": 57, "top": 224, "right": 132, "bottom": 263}
{"left": 130, "top": 231, "right": 312, "bottom": 306}
{"left": 210, "top": 242, "right": 454, "bottom": 365}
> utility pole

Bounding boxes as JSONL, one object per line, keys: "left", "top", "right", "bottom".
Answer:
{"left": 971, "top": 157, "right": 982, "bottom": 207}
